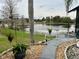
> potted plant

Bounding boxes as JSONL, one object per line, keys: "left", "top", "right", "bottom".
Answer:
{"left": 13, "top": 43, "right": 28, "bottom": 59}
{"left": 48, "top": 28, "right": 52, "bottom": 35}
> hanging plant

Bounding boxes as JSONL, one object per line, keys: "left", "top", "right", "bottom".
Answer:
{"left": 48, "top": 28, "right": 52, "bottom": 35}
{"left": 7, "top": 33, "right": 14, "bottom": 43}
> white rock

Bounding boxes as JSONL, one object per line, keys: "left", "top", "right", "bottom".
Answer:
{"left": 77, "top": 41, "right": 79, "bottom": 48}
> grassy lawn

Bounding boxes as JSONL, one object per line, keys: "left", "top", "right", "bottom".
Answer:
{"left": 0, "top": 28, "right": 55, "bottom": 53}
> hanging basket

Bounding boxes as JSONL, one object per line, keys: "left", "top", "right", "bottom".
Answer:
{"left": 8, "top": 33, "right": 14, "bottom": 43}
{"left": 48, "top": 28, "right": 52, "bottom": 35}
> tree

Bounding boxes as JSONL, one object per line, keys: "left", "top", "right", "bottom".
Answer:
{"left": 28, "top": 0, "right": 34, "bottom": 44}
{"left": 61, "top": 17, "right": 72, "bottom": 23}
{"left": 42, "top": 17, "right": 45, "bottom": 21}
{"left": 46, "top": 16, "right": 51, "bottom": 24}
{"left": 0, "top": 0, "right": 19, "bottom": 29}
{"left": 53, "top": 16, "right": 61, "bottom": 23}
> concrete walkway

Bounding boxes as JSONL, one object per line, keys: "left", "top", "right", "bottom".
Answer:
{"left": 40, "top": 34, "right": 75, "bottom": 59}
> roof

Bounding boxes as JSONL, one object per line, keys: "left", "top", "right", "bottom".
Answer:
{"left": 68, "top": 6, "right": 79, "bottom": 13}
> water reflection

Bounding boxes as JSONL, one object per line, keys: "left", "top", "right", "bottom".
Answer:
{"left": 25, "top": 24, "right": 68, "bottom": 35}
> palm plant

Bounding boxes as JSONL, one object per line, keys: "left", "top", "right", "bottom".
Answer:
{"left": 64, "top": 0, "right": 76, "bottom": 13}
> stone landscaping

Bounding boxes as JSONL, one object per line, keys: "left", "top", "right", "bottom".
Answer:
{"left": 0, "top": 45, "right": 44, "bottom": 59}
{"left": 56, "top": 40, "right": 76, "bottom": 59}
{"left": 66, "top": 44, "right": 79, "bottom": 59}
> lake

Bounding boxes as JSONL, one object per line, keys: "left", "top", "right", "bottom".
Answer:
{"left": 25, "top": 24, "right": 69, "bottom": 35}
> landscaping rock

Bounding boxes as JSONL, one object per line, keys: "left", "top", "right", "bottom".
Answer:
{"left": 56, "top": 40, "right": 76, "bottom": 59}
{"left": 66, "top": 44, "right": 79, "bottom": 59}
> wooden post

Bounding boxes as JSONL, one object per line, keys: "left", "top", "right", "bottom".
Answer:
{"left": 28, "top": 0, "right": 34, "bottom": 44}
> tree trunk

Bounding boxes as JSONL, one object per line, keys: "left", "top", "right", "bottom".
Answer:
{"left": 28, "top": 0, "right": 34, "bottom": 44}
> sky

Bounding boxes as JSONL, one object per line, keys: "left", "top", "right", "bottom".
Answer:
{"left": 0, "top": 0, "right": 79, "bottom": 19}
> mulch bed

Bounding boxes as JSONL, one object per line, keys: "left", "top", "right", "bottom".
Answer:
{"left": 0, "top": 45, "right": 44, "bottom": 59}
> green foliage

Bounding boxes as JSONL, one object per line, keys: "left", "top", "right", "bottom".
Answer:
{"left": 13, "top": 43, "right": 28, "bottom": 54}
{"left": 0, "top": 28, "right": 55, "bottom": 53}
{"left": 61, "top": 17, "right": 73, "bottom": 23}
{"left": 35, "top": 16, "right": 73, "bottom": 25}
{"left": 53, "top": 16, "right": 61, "bottom": 23}
{"left": 0, "top": 28, "right": 14, "bottom": 36}
{"left": 13, "top": 43, "right": 28, "bottom": 59}
{"left": 8, "top": 33, "right": 14, "bottom": 42}
{"left": 42, "top": 17, "right": 45, "bottom": 21}
{"left": 46, "top": 17, "right": 51, "bottom": 22}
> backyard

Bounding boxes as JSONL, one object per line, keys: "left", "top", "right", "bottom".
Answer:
{"left": 0, "top": 0, "right": 79, "bottom": 59}
{"left": 0, "top": 28, "right": 55, "bottom": 53}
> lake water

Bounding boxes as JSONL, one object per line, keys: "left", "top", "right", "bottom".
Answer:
{"left": 25, "top": 24, "right": 69, "bottom": 35}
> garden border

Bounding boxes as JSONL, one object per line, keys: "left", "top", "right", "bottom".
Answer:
{"left": 0, "top": 47, "right": 13, "bottom": 59}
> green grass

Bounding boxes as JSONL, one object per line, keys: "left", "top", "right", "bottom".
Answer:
{"left": 0, "top": 28, "right": 55, "bottom": 53}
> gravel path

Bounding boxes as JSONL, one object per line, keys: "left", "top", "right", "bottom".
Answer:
{"left": 40, "top": 34, "right": 75, "bottom": 59}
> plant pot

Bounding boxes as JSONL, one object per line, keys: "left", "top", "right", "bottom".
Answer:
{"left": 14, "top": 52, "right": 26, "bottom": 59}
{"left": 13, "top": 43, "right": 27, "bottom": 59}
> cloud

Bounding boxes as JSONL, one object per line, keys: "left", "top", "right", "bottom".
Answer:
{"left": 39, "top": 5, "right": 45, "bottom": 8}
{"left": 0, "top": 0, "right": 75, "bottom": 19}
{"left": 0, "top": 0, "right": 4, "bottom": 3}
